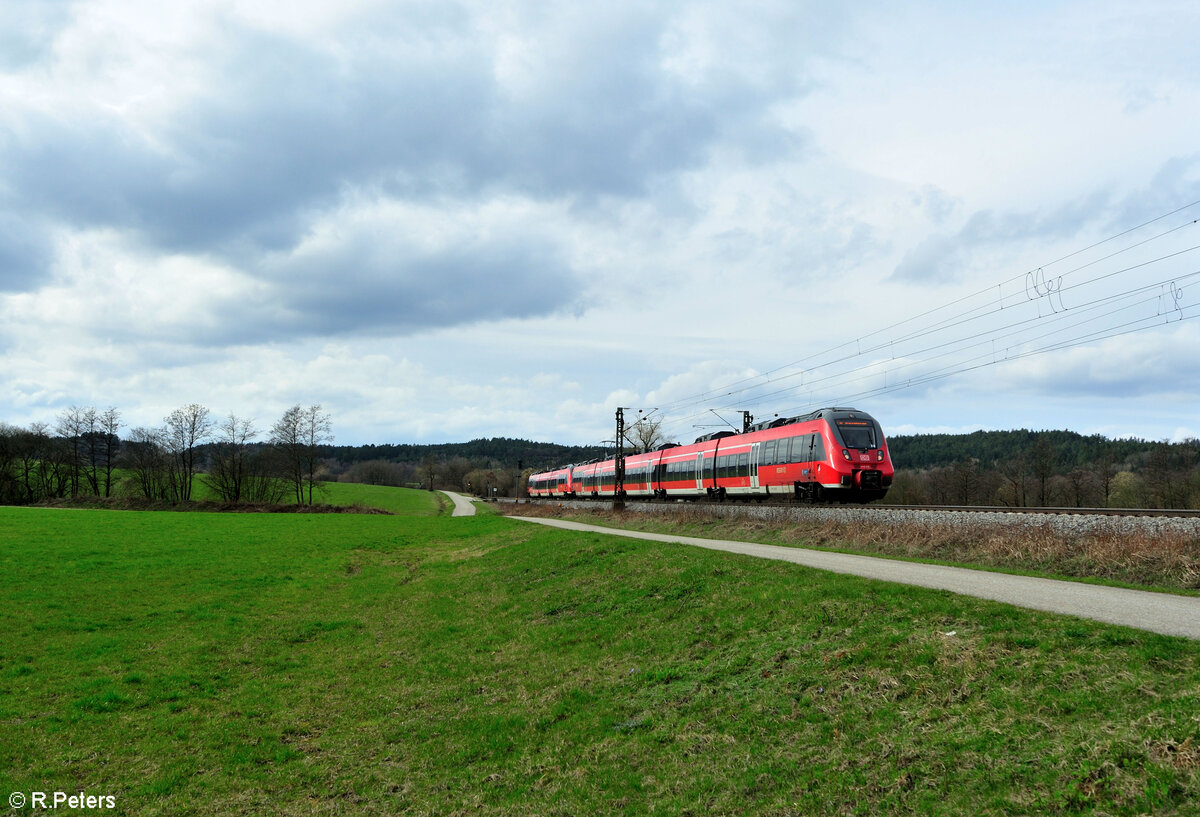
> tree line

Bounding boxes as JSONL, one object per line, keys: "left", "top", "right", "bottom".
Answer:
{"left": 885, "top": 430, "right": 1200, "bottom": 509}
{"left": 12, "top": 410, "right": 1193, "bottom": 509}
{"left": 0, "top": 403, "right": 333, "bottom": 506}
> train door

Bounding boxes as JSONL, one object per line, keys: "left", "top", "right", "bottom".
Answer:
{"left": 695, "top": 453, "right": 704, "bottom": 492}
{"left": 802, "top": 434, "right": 820, "bottom": 484}
{"left": 750, "top": 443, "right": 760, "bottom": 489}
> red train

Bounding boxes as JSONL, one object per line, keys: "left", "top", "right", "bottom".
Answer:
{"left": 527, "top": 407, "right": 893, "bottom": 503}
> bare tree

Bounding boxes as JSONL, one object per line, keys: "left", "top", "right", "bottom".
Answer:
{"left": 205, "top": 414, "right": 257, "bottom": 502}
{"left": 271, "top": 404, "right": 333, "bottom": 505}
{"left": 203, "top": 414, "right": 289, "bottom": 505}
{"left": 464, "top": 466, "right": 515, "bottom": 498}
{"left": 123, "top": 426, "right": 172, "bottom": 501}
{"left": 996, "top": 454, "right": 1028, "bottom": 508}
{"left": 164, "top": 404, "right": 213, "bottom": 501}
{"left": 1030, "top": 435, "right": 1055, "bottom": 507}
{"left": 97, "top": 407, "right": 121, "bottom": 497}
{"left": 243, "top": 445, "right": 290, "bottom": 504}
{"left": 420, "top": 454, "right": 437, "bottom": 491}
{"left": 1065, "top": 467, "right": 1096, "bottom": 508}
{"left": 55, "top": 406, "right": 87, "bottom": 497}
{"left": 1092, "top": 449, "right": 1119, "bottom": 507}
{"left": 438, "top": 456, "right": 472, "bottom": 492}
{"left": 78, "top": 406, "right": 102, "bottom": 496}
{"left": 949, "top": 458, "right": 980, "bottom": 504}
{"left": 623, "top": 415, "right": 665, "bottom": 454}
{"left": 0, "top": 423, "right": 17, "bottom": 504}
{"left": 342, "top": 459, "right": 412, "bottom": 486}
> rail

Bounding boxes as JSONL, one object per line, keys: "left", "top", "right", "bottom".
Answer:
{"left": 517, "top": 497, "right": 1200, "bottom": 519}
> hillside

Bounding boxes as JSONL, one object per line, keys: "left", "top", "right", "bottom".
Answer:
{"left": 885, "top": 429, "right": 1161, "bottom": 471}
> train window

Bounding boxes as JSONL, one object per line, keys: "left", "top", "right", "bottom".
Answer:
{"left": 835, "top": 419, "right": 877, "bottom": 450}
{"left": 795, "top": 435, "right": 811, "bottom": 462}
{"left": 762, "top": 440, "right": 776, "bottom": 465}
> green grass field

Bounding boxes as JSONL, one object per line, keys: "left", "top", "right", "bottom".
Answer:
{"left": 2, "top": 496, "right": 1198, "bottom": 814}
{"left": 320, "top": 482, "right": 447, "bottom": 515}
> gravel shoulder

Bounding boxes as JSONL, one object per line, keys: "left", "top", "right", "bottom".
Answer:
{"left": 512, "top": 515, "right": 1200, "bottom": 640}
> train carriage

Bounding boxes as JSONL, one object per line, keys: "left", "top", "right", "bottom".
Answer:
{"left": 526, "top": 465, "right": 574, "bottom": 498}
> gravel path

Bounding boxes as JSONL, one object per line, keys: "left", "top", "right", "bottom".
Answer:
{"left": 511, "top": 516, "right": 1200, "bottom": 640}
{"left": 441, "top": 491, "right": 478, "bottom": 517}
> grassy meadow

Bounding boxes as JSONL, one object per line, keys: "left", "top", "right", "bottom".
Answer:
{"left": 2, "top": 491, "right": 1199, "bottom": 814}
{"left": 320, "top": 482, "right": 448, "bottom": 515}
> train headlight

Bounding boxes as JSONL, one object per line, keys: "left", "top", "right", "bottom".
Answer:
{"left": 877, "top": 450, "right": 885, "bottom": 461}
{"left": 841, "top": 449, "right": 851, "bottom": 461}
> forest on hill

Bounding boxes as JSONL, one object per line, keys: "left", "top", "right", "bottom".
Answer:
{"left": 884, "top": 429, "right": 1197, "bottom": 508}
{"left": 324, "top": 437, "right": 605, "bottom": 471}
{"left": 885, "top": 429, "right": 1157, "bottom": 471}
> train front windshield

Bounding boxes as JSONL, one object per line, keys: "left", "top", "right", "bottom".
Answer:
{"left": 835, "top": 419, "right": 878, "bottom": 450}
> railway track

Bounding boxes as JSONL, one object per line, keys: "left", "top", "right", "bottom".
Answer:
{"left": 518, "top": 497, "right": 1200, "bottom": 519}
{"left": 860, "top": 503, "right": 1199, "bottom": 519}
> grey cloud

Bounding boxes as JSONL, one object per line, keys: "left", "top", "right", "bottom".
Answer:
{"left": 1109, "top": 155, "right": 1200, "bottom": 232}
{"left": 0, "top": 0, "right": 75, "bottom": 70}
{"left": 890, "top": 233, "right": 963, "bottom": 284}
{"left": 890, "top": 194, "right": 1114, "bottom": 284}
{"left": 2, "top": 3, "right": 817, "bottom": 266}
{"left": 245, "top": 232, "right": 582, "bottom": 341}
{"left": 0, "top": 213, "right": 53, "bottom": 292}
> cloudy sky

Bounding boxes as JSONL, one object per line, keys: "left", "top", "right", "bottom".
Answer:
{"left": 2, "top": 0, "right": 1199, "bottom": 447}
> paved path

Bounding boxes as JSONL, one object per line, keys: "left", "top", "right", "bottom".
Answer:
{"left": 512, "top": 517, "right": 1200, "bottom": 640}
{"left": 441, "top": 491, "right": 478, "bottom": 517}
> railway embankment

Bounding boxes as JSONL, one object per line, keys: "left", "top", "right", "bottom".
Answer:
{"left": 507, "top": 500, "right": 1200, "bottom": 592}
{"left": 522, "top": 498, "right": 1200, "bottom": 536}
